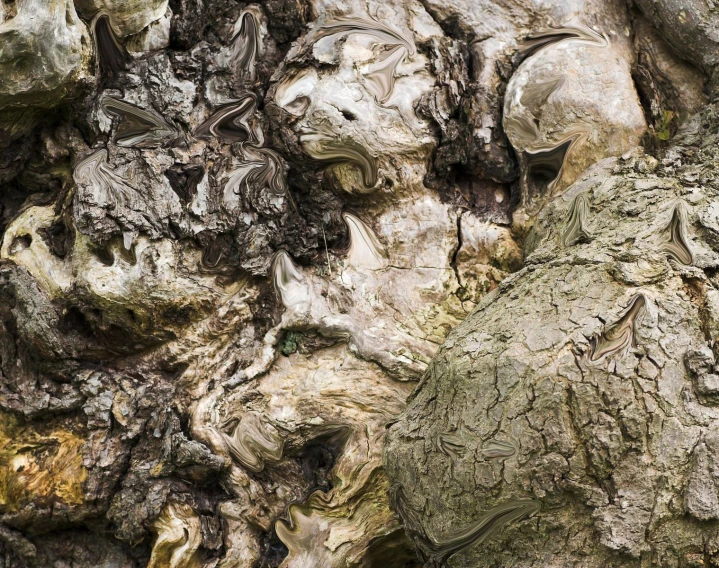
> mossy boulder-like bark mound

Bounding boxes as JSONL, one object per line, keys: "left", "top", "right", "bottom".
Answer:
{"left": 385, "top": 108, "right": 719, "bottom": 567}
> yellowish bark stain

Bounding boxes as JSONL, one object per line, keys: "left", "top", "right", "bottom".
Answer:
{"left": 0, "top": 413, "right": 87, "bottom": 512}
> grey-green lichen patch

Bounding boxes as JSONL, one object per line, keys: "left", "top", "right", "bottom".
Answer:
{"left": 385, "top": 106, "right": 719, "bottom": 567}
{"left": 278, "top": 330, "right": 301, "bottom": 355}
{"left": 0, "top": 0, "right": 94, "bottom": 140}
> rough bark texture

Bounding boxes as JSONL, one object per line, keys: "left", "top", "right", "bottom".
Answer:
{"left": 0, "top": 0, "right": 714, "bottom": 566}
{"left": 385, "top": 3, "right": 719, "bottom": 568}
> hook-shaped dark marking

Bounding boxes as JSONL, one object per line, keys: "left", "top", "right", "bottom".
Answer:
{"left": 523, "top": 138, "right": 573, "bottom": 198}
{"left": 480, "top": 439, "right": 516, "bottom": 460}
{"left": 662, "top": 204, "right": 693, "bottom": 265}
{"left": 91, "top": 13, "right": 130, "bottom": 76}
{"left": 563, "top": 194, "right": 592, "bottom": 247}
{"left": 589, "top": 294, "right": 647, "bottom": 363}
{"left": 301, "top": 130, "right": 378, "bottom": 189}
{"left": 519, "top": 24, "right": 608, "bottom": 57}
{"left": 315, "top": 14, "right": 416, "bottom": 56}
{"left": 392, "top": 486, "right": 540, "bottom": 562}
{"left": 100, "top": 95, "right": 176, "bottom": 148}
{"left": 193, "top": 94, "right": 261, "bottom": 145}
{"left": 228, "top": 11, "right": 261, "bottom": 78}
{"left": 165, "top": 165, "right": 204, "bottom": 204}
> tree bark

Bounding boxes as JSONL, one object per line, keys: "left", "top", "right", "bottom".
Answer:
{"left": 0, "top": 0, "right": 714, "bottom": 567}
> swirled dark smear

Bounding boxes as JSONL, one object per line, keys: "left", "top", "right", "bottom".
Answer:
{"left": 222, "top": 412, "right": 284, "bottom": 473}
{"left": 519, "top": 76, "right": 565, "bottom": 109}
{"left": 523, "top": 138, "right": 572, "bottom": 201}
{"left": 230, "top": 12, "right": 261, "bottom": 75}
{"left": 100, "top": 96, "right": 176, "bottom": 148}
{"left": 91, "top": 14, "right": 130, "bottom": 77}
{"left": 193, "top": 95, "right": 261, "bottom": 145}
{"left": 165, "top": 165, "right": 204, "bottom": 205}
{"left": 563, "top": 194, "right": 592, "bottom": 247}
{"left": 519, "top": 24, "right": 607, "bottom": 57}
{"left": 364, "top": 45, "right": 407, "bottom": 103}
{"left": 240, "top": 149, "right": 287, "bottom": 198}
{"left": 662, "top": 204, "right": 693, "bottom": 265}
{"left": 589, "top": 294, "right": 647, "bottom": 362}
{"left": 392, "top": 486, "right": 540, "bottom": 563}
{"left": 301, "top": 132, "right": 378, "bottom": 189}
{"left": 314, "top": 15, "right": 416, "bottom": 55}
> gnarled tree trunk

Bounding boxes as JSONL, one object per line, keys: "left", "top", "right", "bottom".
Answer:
{"left": 0, "top": 0, "right": 714, "bottom": 566}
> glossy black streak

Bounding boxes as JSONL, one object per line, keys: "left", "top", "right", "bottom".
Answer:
{"left": 563, "top": 194, "right": 592, "bottom": 247}
{"left": 91, "top": 13, "right": 130, "bottom": 77}
{"left": 100, "top": 95, "right": 176, "bottom": 148}
{"left": 662, "top": 204, "right": 693, "bottom": 265}
{"left": 165, "top": 165, "right": 204, "bottom": 205}
{"left": 392, "top": 487, "right": 540, "bottom": 562}
{"left": 193, "top": 94, "right": 261, "bottom": 145}
{"left": 519, "top": 24, "right": 608, "bottom": 57}
{"left": 589, "top": 294, "right": 647, "bottom": 363}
